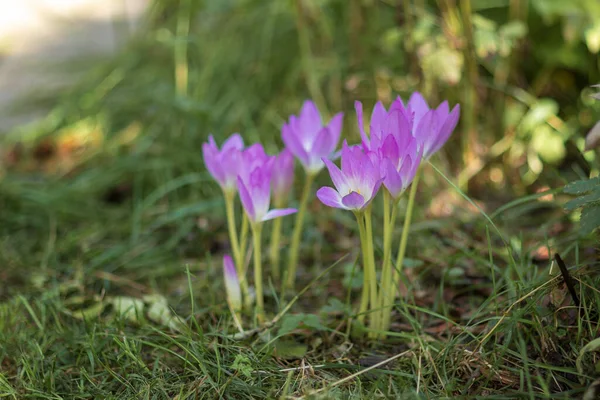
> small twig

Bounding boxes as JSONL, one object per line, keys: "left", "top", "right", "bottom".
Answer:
{"left": 554, "top": 253, "right": 580, "bottom": 307}
{"left": 297, "top": 350, "right": 412, "bottom": 399}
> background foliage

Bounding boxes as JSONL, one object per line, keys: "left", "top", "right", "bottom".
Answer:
{"left": 1, "top": 0, "right": 600, "bottom": 398}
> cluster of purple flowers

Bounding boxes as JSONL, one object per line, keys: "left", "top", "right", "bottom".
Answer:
{"left": 202, "top": 135, "right": 297, "bottom": 224}
{"left": 202, "top": 93, "right": 459, "bottom": 331}
{"left": 317, "top": 94, "right": 459, "bottom": 212}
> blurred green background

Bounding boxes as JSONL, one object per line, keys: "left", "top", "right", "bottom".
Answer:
{"left": 2, "top": 0, "right": 600, "bottom": 294}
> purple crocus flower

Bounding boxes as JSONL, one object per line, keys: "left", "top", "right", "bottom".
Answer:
{"left": 223, "top": 254, "right": 241, "bottom": 311}
{"left": 378, "top": 134, "right": 422, "bottom": 199}
{"left": 239, "top": 143, "right": 273, "bottom": 182}
{"left": 237, "top": 162, "right": 297, "bottom": 224}
{"left": 202, "top": 134, "right": 244, "bottom": 194}
{"left": 282, "top": 100, "right": 344, "bottom": 174}
{"left": 355, "top": 101, "right": 421, "bottom": 199}
{"left": 271, "top": 149, "right": 295, "bottom": 205}
{"left": 316, "top": 142, "right": 383, "bottom": 211}
{"left": 402, "top": 92, "right": 460, "bottom": 159}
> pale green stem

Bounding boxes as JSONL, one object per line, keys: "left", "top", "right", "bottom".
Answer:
{"left": 285, "top": 172, "right": 315, "bottom": 293}
{"left": 378, "top": 190, "right": 398, "bottom": 335}
{"left": 224, "top": 192, "right": 251, "bottom": 311}
{"left": 269, "top": 197, "right": 286, "bottom": 283}
{"left": 240, "top": 214, "right": 249, "bottom": 266}
{"left": 354, "top": 212, "right": 369, "bottom": 325}
{"left": 251, "top": 223, "right": 265, "bottom": 324}
{"left": 364, "top": 207, "right": 379, "bottom": 337}
{"left": 392, "top": 169, "right": 421, "bottom": 301}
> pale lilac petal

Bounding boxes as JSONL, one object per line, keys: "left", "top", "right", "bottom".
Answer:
{"left": 390, "top": 97, "right": 413, "bottom": 128}
{"left": 326, "top": 112, "right": 344, "bottom": 152}
{"left": 272, "top": 149, "right": 295, "bottom": 200}
{"left": 382, "top": 158, "right": 403, "bottom": 198}
{"left": 383, "top": 109, "right": 412, "bottom": 152}
{"left": 202, "top": 143, "right": 225, "bottom": 184}
{"left": 237, "top": 177, "right": 256, "bottom": 222}
{"left": 222, "top": 133, "right": 244, "bottom": 151}
{"left": 299, "top": 100, "right": 323, "bottom": 137}
{"left": 370, "top": 102, "right": 388, "bottom": 138}
{"left": 208, "top": 135, "right": 217, "bottom": 147}
{"left": 282, "top": 123, "right": 310, "bottom": 167}
{"left": 380, "top": 134, "right": 400, "bottom": 162}
{"left": 415, "top": 110, "right": 435, "bottom": 158}
{"left": 341, "top": 191, "right": 365, "bottom": 209}
{"left": 262, "top": 208, "right": 297, "bottom": 222}
{"left": 312, "top": 127, "right": 335, "bottom": 157}
{"left": 316, "top": 186, "right": 345, "bottom": 209}
{"left": 249, "top": 167, "right": 271, "bottom": 220}
{"left": 345, "top": 143, "right": 364, "bottom": 182}
{"left": 355, "top": 101, "right": 368, "bottom": 147}
{"left": 223, "top": 254, "right": 241, "bottom": 310}
{"left": 364, "top": 179, "right": 384, "bottom": 207}
{"left": 323, "top": 158, "right": 349, "bottom": 193}
{"left": 430, "top": 104, "right": 460, "bottom": 156}
{"left": 408, "top": 92, "right": 430, "bottom": 126}
{"left": 436, "top": 101, "right": 449, "bottom": 116}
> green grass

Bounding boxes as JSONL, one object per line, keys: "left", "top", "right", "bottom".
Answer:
{"left": 1, "top": 0, "right": 600, "bottom": 398}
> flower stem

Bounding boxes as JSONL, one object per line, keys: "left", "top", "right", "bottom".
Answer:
{"left": 251, "top": 223, "right": 265, "bottom": 324}
{"left": 363, "top": 207, "right": 379, "bottom": 337}
{"left": 392, "top": 169, "right": 421, "bottom": 302}
{"left": 354, "top": 212, "right": 369, "bottom": 325}
{"left": 224, "top": 192, "right": 251, "bottom": 311}
{"left": 269, "top": 199, "right": 285, "bottom": 283}
{"left": 284, "top": 172, "right": 315, "bottom": 293}
{"left": 378, "top": 190, "right": 397, "bottom": 335}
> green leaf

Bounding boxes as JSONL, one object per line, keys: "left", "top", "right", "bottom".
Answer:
{"left": 320, "top": 298, "right": 351, "bottom": 315}
{"left": 273, "top": 340, "right": 308, "bottom": 359}
{"left": 231, "top": 354, "right": 253, "bottom": 378}
{"left": 564, "top": 177, "right": 600, "bottom": 195}
{"left": 580, "top": 204, "right": 600, "bottom": 235}
{"left": 565, "top": 188, "right": 600, "bottom": 210}
{"left": 278, "top": 313, "right": 326, "bottom": 336}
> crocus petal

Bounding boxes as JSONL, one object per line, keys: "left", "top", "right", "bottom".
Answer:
{"left": 436, "top": 100, "right": 449, "bottom": 116}
{"left": 384, "top": 109, "right": 412, "bottom": 152}
{"left": 299, "top": 100, "right": 323, "bottom": 138}
{"left": 222, "top": 133, "right": 244, "bottom": 151}
{"left": 415, "top": 110, "right": 435, "bottom": 157}
{"left": 312, "top": 127, "right": 334, "bottom": 157}
{"left": 355, "top": 101, "right": 368, "bottom": 146}
{"left": 364, "top": 179, "right": 384, "bottom": 207}
{"left": 262, "top": 208, "right": 297, "bottom": 222}
{"left": 282, "top": 123, "right": 310, "bottom": 167}
{"left": 430, "top": 104, "right": 460, "bottom": 156}
{"left": 323, "top": 158, "right": 350, "bottom": 194}
{"left": 382, "top": 158, "right": 403, "bottom": 198}
{"left": 380, "top": 133, "right": 400, "bottom": 162}
{"left": 272, "top": 149, "right": 295, "bottom": 201}
{"left": 341, "top": 191, "right": 365, "bottom": 209}
{"left": 370, "top": 102, "right": 388, "bottom": 138}
{"left": 223, "top": 255, "right": 241, "bottom": 311}
{"left": 237, "top": 177, "right": 256, "bottom": 222}
{"left": 408, "top": 92, "right": 430, "bottom": 126}
{"left": 326, "top": 112, "right": 344, "bottom": 151}
{"left": 202, "top": 143, "right": 224, "bottom": 183}
{"left": 316, "top": 186, "right": 345, "bottom": 209}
